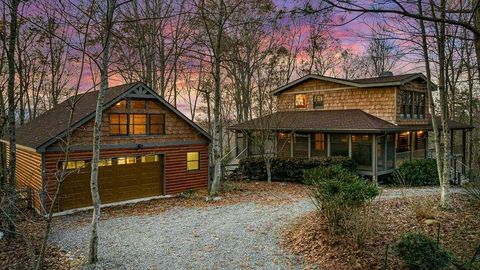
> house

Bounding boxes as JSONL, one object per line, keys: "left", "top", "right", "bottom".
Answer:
{"left": 230, "top": 72, "right": 473, "bottom": 179}
{"left": 2, "top": 82, "right": 210, "bottom": 213}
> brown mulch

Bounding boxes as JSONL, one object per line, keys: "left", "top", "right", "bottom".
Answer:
{"left": 0, "top": 209, "right": 81, "bottom": 270}
{"left": 281, "top": 194, "right": 480, "bottom": 270}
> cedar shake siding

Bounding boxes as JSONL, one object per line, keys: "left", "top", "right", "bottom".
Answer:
{"left": 43, "top": 144, "right": 208, "bottom": 211}
{"left": 5, "top": 145, "right": 43, "bottom": 211}
{"left": 49, "top": 97, "right": 207, "bottom": 150}
{"left": 276, "top": 78, "right": 397, "bottom": 123}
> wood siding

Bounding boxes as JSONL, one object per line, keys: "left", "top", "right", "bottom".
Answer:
{"left": 276, "top": 78, "right": 397, "bottom": 123}
{"left": 5, "top": 145, "right": 43, "bottom": 211}
{"left": 49, "top": 98, "right": 208, "bottom": 150}
{"left": 43, "top": 144, "right": 208, "bottom": 211}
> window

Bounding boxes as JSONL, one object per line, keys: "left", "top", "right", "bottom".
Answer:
{"left": 141, "top": 155, "right": 159, "bottom": 163}
{"left": 187, "top": 152, "right": 200, "bottom": 171}
{"left": 109, "top": 114, "right": 128, "bottom": 135}
{"left": 62, "top": 160, "right": 86, "bottom": 170}
{"left": 149, "top": 114, "right": 165, "bottom": 135}
{"left": 148, "top": 100, "right": 162, "bottom": 110}
{"left": 98, "top": 159, "right": 112, "bottom": 167}
{"left": 330, "top": 134, "right": 349, "bottom": 157}
{"left": 400, "top": 91, "right": 426, "bottom": 119}
{"left": 313, "top": 95, "right": 324, "bottom": 109}
{"left": 130, "top": 100, "right": 146, "bottom": 109}
{"left": 129, "top": 114, "right": 147, "bottom": 135}
{"left": 295, "top": 94, "right": 307, "bottom": 109}
{"left": 117, "top": 156, "right": 136, "bottom": 165}
{"left": 114, "top": 100, "right": 127, "bottom": 109}
{"left": 311, "top": 133, "right": 326, "bottom": 157}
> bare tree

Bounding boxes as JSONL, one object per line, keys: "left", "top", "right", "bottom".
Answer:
{"left": 88, "top": 0, "right": 121, "bottom": 264}
{"left": 194, "top": 0, "right": 242, "bottom": 195}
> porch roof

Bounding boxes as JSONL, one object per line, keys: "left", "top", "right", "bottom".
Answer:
{"left": 229, "top": 110, "right": 473, "bottom": 133}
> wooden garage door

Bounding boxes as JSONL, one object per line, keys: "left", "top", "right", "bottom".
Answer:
{"left": 58, "top": 155, "right": 163, "bottom": 211}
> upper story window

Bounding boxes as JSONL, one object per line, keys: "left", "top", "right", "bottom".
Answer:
{"left": 295, "top": 94, "right": 307, "bottom": 109}
{"left": 400, "top": 91, "right": 425, "bottom": 119}
{"left": 130, "top": 100, "right": 146, "bottom": 109}
{"left": 109, "top": 99, "right": 166, "bottom": 136}
{"left": 313, "top": 94, "right": 324, "bottom": 109}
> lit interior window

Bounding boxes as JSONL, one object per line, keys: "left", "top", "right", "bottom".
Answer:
{"left": 186, "top": 152, "right": 200, "bottom": 171}
{"left": 141, "top": 155, "right": 159, "bottom": 163}
{"left": 295, "top": 94, "right": 307, "bottom": 109}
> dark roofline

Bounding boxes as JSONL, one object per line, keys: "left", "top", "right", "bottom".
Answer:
{"left": 23, "top": 82, "right": 210, "bottom": 152}
{"left": 270, "top": 73, "right": 435, "bottom": 96}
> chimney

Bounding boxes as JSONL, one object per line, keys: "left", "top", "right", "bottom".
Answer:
{"left": 379, "top": 71, "right": 393, "bottom": 77}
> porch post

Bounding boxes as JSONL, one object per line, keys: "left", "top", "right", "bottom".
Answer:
{"left": 372, "top": 134, "right": 378, "bottom": 183}
{"left": 308, "top": 134, "right": 311, "bottom": 159}
{"left": 409, "top": 131, "right": 414, "bottom": 161}
{"left": 327, "top": 134, "right": 331, "bottom": 157}
{"left": 425, "top": 131, "right": 429, "bottom": 158}
{"left": 348, "top": 134, "right": 352, "bottom": 158}
{"left": 393, "top": 133, "right": 397, "bottom": 169}
{"left": 462, "top": 129, "right": 466, "bottom": 174}
{"left": 290, "top": 133, "right": 294, "bottom": 158}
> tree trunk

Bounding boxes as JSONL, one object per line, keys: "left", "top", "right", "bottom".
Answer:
{"left": 89, "top": 0, "right": 116, "bottom": 264}
{"left": 5, "top": 0, "right": 20, "bottom": 239}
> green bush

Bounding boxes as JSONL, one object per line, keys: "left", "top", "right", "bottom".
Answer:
{"left": 394, "top": 232, "right": 453, "bottom": 270}
{"left": 238, "top": 156, "right": 356, "bottom": 182}
{"left": 307, "top": 165, "right": 379, "bottom": 238}
{"left": 398, "top": 159, "right": 439, "bottom": 186}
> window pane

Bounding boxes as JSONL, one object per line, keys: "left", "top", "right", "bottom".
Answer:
{"left": 129, "top": 114, "right": 147, "bottom": 135}
{"left": 99, "top": 159, "right": 112, "bottom": 167}
{"left": 119, "top": 114, "right": 127, "bottom": 124}
{"left": 330, "top": 134, "right": 349, "bottom": 157}
{"left": 313, "top": 95, "right": 324, "bottom": 109}
{"left": 150, "top": 125, "right": 164, "bottom": 135}
{"left": 66, "top": 161, "right": 76, "bottom": 169}
{"left": 114, "top": 100, "right": 127, "bottom": 109}
{"left": 117, "top": 157, "right": 126, "bottom": 165}
{"left": 109, "top": 125, "right": 119, "bottom": 134}
{"left": 110, "top": 114, "right": 120, "bottom": 124}
{"left": 187, "top": 152, "right": 199, "bottom": 161}
{"left": 130, "top": 100, "right": 145, "bottom": 109}
{"left": 295, "top": 94, "right": 307, "bottom": 109}
{"left": 293, "top": 135, "right": 308, "bottom": 157}
{"left": 150, "top": 114, "right": 164, "bottom": 124}
{"left": 141, "top": 155, "right": 159, "bottom": 163}
{"left": 126, "top": 156, "right": 136, "bottom": 164}
{"left": 187, "top": 161, "right": 199, "bottom": 170}
{"left": 148, "top": 101, "right": 161, "bottom": 110}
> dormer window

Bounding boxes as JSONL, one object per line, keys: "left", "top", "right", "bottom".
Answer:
{"left": 313, "top": 94, "right": 324, "bottom": 109}
{"left": 295, "top": 94, "right": 307, "bottom": 109}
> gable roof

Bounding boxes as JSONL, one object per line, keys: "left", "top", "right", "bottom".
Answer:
{"left": 271, "top": 73, "right": 432, "bottom": 96}
{"left": 11, "top": 82, "right": 210, "bottom": 152}
{"left": 229, "top": 110, "right": 472, "bottom": 133}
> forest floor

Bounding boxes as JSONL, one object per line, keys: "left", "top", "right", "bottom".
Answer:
{"left": 1, "top": 182, "right": 467, "bottom": 269}
{"left": 282, "top": 193, "right": 479, "bottom": 270}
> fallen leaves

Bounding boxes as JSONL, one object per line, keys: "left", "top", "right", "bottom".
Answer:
{"left": 281, "top": 194, "right": 480, "bottom": 270}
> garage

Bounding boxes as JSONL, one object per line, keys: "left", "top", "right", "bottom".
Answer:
{"left": 58, "top": 154, "right": 164, "bottom": 211}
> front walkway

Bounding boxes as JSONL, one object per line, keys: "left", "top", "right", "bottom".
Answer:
{"left": 49, "top": 185, "right": 462, "bottom": 269}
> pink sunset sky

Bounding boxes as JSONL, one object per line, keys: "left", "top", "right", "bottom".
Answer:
{"left": 70, "top": 0, "right": 424, "bottom": 117}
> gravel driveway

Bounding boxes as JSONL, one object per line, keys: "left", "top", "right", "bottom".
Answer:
{"left": 51, "top": 200, "right": 315, "bottom": 269}
{"left": 49, "top": 187, "right": 462, "bottom": 269}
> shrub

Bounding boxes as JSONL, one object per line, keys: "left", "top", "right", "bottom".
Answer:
{"left": 307, "top": 165, "right": 379, "bottom": 245}
{"left": 398, "top": 159, "right": 439, "bottom": 186}
{"left": 464, "top": 180, "right": 480, "bottom": 206}
{"left": 394, "top": 232, "right": 453, "bottom": 270}
{"left": 238, "top": 156, "right": 356, "bottom": 182}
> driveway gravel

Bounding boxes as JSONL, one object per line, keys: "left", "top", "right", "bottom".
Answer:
{"left": 50, "top": 186, "right": 463, "bottom": 269}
